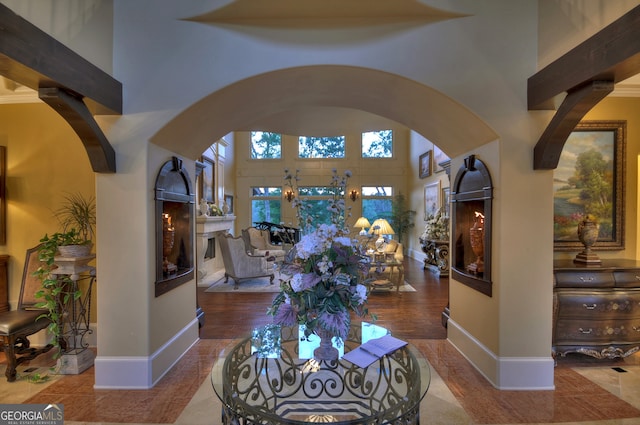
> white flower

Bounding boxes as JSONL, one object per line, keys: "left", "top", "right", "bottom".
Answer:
{"left": 291, "top": 274, "right": 304, "bottom": 292}
{"left": 317, "top": 256, "right": 332, "bottom": 273}
{"left": 333, "top": 236, "right": 352, "bottom": 247}
{"left": 354, "top": 284, "right": 367, "bottom": 303}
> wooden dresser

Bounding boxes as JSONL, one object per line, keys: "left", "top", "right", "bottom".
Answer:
{"left": 553, "top": 259, "right": 640, "bottom": 359}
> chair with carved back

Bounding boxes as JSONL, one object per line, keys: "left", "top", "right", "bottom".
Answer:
{"left": 0, "top": 245, "right": 53, "bottom": 382}
{"left": 218, "top": 233, "right": 275, "bottom": 289}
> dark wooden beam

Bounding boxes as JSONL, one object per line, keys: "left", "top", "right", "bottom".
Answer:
{"left": 39, "top": 87, "right": 116, "bottom": 173}
{"left": 0, "top": 4, "right": 122, "bottom": 116}
{"left": 533, "top": 81, "right": 613, "bottom": 170}
{"left": 528, "top": 5, "right": 640, "bottom": 110}
{"left": 529, "top": 5, "right": 640, "bottom": 170}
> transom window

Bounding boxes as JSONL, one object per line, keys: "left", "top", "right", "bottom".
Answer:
{"left": 251, "top": 131, "right": 282, "bottom": 159}
{"left": 362, "top": 130, "right": 393, "bottom": 158}
{"left": 298, "top": 136, "right": 345, "bottom": 158}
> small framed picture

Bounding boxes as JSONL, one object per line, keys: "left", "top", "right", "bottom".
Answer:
{"left": 224, "top": 194, "right": 234, "bottom": 214}
{"left": 419, "top": 151, "right": 432, "bottom": 179}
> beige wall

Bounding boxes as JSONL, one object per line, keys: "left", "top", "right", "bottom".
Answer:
{"left": 0, "top": 103, "right": 95, "bottom": 308}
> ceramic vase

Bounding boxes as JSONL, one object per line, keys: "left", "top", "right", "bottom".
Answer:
{"left": 314, "top": 328, "right": 338, "bottom": 362}
{"left": 574, "top": 216, "right": 601, "bottom": 264}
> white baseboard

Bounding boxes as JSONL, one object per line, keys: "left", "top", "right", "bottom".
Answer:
{"left": 447, "top": 319, "right": 555, "bottom": 390}
{"left": 94, "top": 318, "right": 199, "bottom": 389}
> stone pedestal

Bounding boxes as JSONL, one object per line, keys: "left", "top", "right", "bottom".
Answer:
{"left": 57, "top": 348, "right": 95, "bottom": 375}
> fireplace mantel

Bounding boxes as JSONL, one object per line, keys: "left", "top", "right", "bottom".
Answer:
{"left": 196, "top": 215, "right": 235, "bottom": 282}
{"left": 196, "top": 215, "right": 235, "bottom": 234}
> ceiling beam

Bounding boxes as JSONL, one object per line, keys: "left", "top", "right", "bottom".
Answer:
{"left": 0, "top": 4, "right": 122, "bottom": 115}
{"left": 0, "top": 4, "right": 121, "bottom": 174}
{"left": 529, "top": 5, "right": 640, "bottom": 170}
{"left": 533, "top": 81, "right": 613, "bottom": 170}
{"left": 528, "top": 5, "right": 640, "bottom": 111}
{"left": 39, "top": 87, "right": 116, "bottom": 173}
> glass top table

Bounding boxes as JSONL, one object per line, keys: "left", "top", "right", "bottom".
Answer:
{"left": 211, "top": 323, "right": 430, "bottom": 424}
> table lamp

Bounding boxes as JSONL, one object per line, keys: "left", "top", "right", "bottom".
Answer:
{"left": 354, "top": 217, "right": 371, "bottom": 235}
{"left": 369, "top": 218, "right": 395, "bottom": 251}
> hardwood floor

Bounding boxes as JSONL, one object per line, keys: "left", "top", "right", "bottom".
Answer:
{"left": 197, "top": 256, "right": 448, "bottom": 340}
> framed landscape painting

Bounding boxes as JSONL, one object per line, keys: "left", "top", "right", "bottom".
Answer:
{"left": 553, "top": 121, "right": 626, "bottom": 251}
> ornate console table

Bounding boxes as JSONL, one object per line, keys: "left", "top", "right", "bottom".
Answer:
{"left": 553, "top": 259, "right": 640, "bottom": 359}
{"left": 421, "top": 239, "right": 449, "bottom": 277}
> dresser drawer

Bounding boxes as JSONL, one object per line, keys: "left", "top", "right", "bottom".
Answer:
{"left": 554, "top": 319, "right": 640, "bottom": 345}
{"left": 555, "top": 291, "right": 640, "bottom": 319}
{"left": 614, "top": 271, "right": 640, "bottom": 287}
{"left": 555, "top": 271, "right": 614, "bottom": 288}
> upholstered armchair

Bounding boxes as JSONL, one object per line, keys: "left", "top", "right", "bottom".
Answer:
{"left": 218, "top": 233, "right": 275, "bottom": 289}
{"left": 242, "top": 227, "right": 286, "bottom": 262}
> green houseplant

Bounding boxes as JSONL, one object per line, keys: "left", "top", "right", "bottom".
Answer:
{"left": 389, "top": 192, "right": 416, "bottom": 250}
{"left": 33, "top": 193, "right": 96, "bottom": 356}
{"left": 53, "top": 193, "right": 96, "bottom": 256}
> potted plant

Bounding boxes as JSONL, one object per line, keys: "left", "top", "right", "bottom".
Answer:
{"left": 32, "top": 193, "right": 96, "bottom": 356}
{"left": 53, "top": 192, "right": 96, "bottom": 257}
{"left": 33, "top": 230, "right": 84, "bottom": 356}
{"left": 389, "top": 192, "right": 416, "bottom": 250}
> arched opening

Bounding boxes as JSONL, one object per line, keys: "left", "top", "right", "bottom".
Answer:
{"left": 151, "top": 65, "right": 498, "bottom": 159}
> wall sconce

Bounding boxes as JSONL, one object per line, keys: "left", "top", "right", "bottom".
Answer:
{"left": 284, "top": 190, "right": 295, "bottom": 202}
{"left": 349, "top": 189, "right": 359, "bottom": 202}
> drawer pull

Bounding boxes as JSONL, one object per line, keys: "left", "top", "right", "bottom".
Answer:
{"left": 636, "top": 276, "right": 640, "bottom": 281}
{"left": 578, "top": 328, "right": 593, "bottom": 334}
{"left": 582, "top": 303, "right": 597, "bottom": 310}
{"left": 579, "top": 276, "right": 595, "bottom": 282}
{"left": 634, "top": 326, "right": 640, "bottom": 333}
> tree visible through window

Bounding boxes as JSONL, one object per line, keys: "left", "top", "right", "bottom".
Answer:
{"left": 362, "top": 130, "right": 392, "bottom": 158}
{"left": 251, "top": 131, "right": 282, "bottom": 159}
{"left": 251, "top": 187, "right": 282, "bottom": 224}
{"left": 362, "top": 186, "right": 393, "bottom": 226}
{"left": 298, "top": 136, "right": 345, "bottom": 158}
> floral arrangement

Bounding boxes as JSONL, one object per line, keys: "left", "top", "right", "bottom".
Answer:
{"left": 268, "top": 169, "right": 374, "bottom": 341}
{"left": 420, "top": 207, "right": 450, "bottom": 241}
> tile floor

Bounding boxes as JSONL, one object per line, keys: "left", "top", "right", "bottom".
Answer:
{"left": 2, "top": 340, "right": 640, "bottom": 424}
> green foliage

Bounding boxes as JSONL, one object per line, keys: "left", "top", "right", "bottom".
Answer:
{"left": 389, "top": 192, "right": 416, "bottom": 247}
{"left": 32, "top": 231, "right": 84, "bottom": 357}
{"left": 54, "top": 192, "right": 96, "bottom": 242}
{"left": 251, "top": 131, "right": 282, "bottom": 159}
{"left": 362, "top": 130, "right": 392, "bottom": 158}
{"left": 298, "top": 136, "right": 346, "bottom": 158}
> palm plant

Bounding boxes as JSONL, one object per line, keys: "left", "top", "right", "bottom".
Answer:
{"left": 53, "top": 192, "right": 96, "bottom": 243}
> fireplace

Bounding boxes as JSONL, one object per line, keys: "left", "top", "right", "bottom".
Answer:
{"left": 154, "top": 156, "right": 195, "bottom": 297}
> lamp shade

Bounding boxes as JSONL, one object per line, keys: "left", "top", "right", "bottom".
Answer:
{"left": 369, "top": 218, "right": 395, "bottom": 236}
{"left": 354, "top": 217, "right": 371, "bottom": 229}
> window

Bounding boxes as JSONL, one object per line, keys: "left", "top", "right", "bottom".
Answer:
{"left": 362, "top": 130, "right": 393, "bottom": 158}
{"left": 251, "top": 132, "right": 281, "bottom": 159}
{"left": 298, "top": 186, "right": 345, "bottom": 226}
{"left": 362, "top": 186, "right": 393, "bottom": 224}
{"left": 298, "top": 136, "right": 345, "bottom": 158}
{"left": 251, "top": 187, "right": 282, "bottom": 223}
